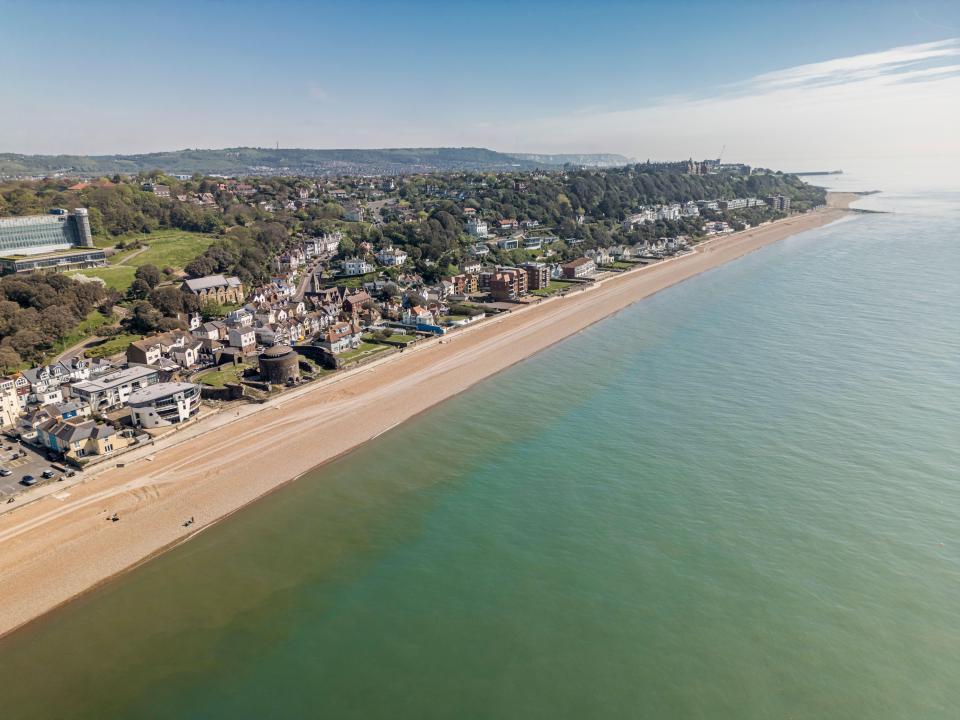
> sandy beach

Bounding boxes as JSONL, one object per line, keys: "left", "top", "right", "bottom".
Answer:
{"left": 0, "top": 193, "right": 858, "bottom": 638}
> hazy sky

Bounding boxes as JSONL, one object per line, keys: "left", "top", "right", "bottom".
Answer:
{"left": 2, "top": 0, "right": 958, "bottom": 182}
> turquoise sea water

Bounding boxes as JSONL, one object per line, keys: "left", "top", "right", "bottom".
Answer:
{"left": 1, "top": 190, "right": 959, "bottom": 719}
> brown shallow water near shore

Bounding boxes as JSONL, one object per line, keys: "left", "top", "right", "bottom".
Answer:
{"left": 0, "top": 195, "right": 855, "bottom": 638}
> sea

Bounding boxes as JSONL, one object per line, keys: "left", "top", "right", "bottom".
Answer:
{"left": 1, "top": 184, "right": 958, "bottom": 719}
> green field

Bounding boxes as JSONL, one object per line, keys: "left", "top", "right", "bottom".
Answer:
{"left": 195, "top": 363, "right": 251, "bottom": 387}
{"left": 83, "top": 333, "right": 143, "bottom": 359}
{"left": 362, "top": 332, "right": 417, "bottom": 345}
{"left": 532, "top": 280, "right": 577, "bottom": 297}
{"left": 71, "top": 230, "right": 217, "bottom": 292}
{"left": 337, "top": 342, "right": 390, "bottom": 363}
{"left": 108, "top": 230, "right": 217, "bottom": 270}
{"left": 69, "top": 265, "right": 137, "bottom": 292}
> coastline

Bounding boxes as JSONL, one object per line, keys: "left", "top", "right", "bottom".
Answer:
{"left": 0, "top": 192, "right": 859, "bottom": 639}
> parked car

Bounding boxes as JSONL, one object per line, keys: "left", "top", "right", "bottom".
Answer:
{"left": 41, "top": 469, "right": 56, "bottom": 479}
{"left": 0, "top": 467, "right": 11, "bottom": 477}
{"left": 20, "top": 475, "right": 37, "bottom": 486}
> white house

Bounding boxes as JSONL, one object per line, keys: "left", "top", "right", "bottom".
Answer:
{"left": 467, "top": 218, "right": 488, "bottom": 237}
{"left": 342, "top": 258, "right": 375, "bottom": 276}
{"left": 228, "top": 328, "right": 256, "bottom": 353}
{"left": 375, "top": 246, "right": 408, "bottom": 266}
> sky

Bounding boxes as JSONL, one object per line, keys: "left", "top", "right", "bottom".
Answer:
{"left": 1, "top": 0, "right": 958, "bottom": 184}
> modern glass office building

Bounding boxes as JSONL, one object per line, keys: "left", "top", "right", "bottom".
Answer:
{"left": 0, "top": 208, "right": 94, "bottom": 256}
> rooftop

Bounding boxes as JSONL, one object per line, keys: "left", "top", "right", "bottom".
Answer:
{"left": 127, "top": 382, "right": 200, "bottom": 405}
{"left": 71, "top": 365, "right": 157, "bottom": 394}
{"left": 183, "top": 275, "right": 242, "bottom": 292}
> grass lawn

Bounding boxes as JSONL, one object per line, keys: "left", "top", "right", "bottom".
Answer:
{"left": 71, "top": 230, "right": 217, "bottom": 293}
{"left": 83, "top": 333, "right": 143, "bottom": 359}
{"left": 532, "top": 280, "right": 577, "bottom": 297}
{"left": 336, "top": 342, "right": 390, "bottom": 363}
{"left": 602, "top": 261, "right": 634, "bottom": 270}
{"left": 69, "top": 265, "right": 137, "bottom": 292}
{"left": 195, "top": 363, "right": 251, "bottom": 387}
{"left": 108, "top": 230, "right": 217, "bottom": 270}
{"left": 362, "top": 332, "right": 417, "bottom": 345}
{"left": 439, "top": 315, "right": 468, "bottom": 323}
{"left": 45, "top": 310, "right": 113, "bottom": 359}
{"left": 331, "top": 274, "right": 374, "bottom": 288}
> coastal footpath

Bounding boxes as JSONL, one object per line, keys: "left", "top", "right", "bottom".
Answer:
{"left": 0, "top": 193, "right": 859, "bottom": 638}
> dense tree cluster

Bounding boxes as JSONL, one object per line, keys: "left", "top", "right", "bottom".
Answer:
{"left": 0, "top": 274, "right": 107, "bottom": 369}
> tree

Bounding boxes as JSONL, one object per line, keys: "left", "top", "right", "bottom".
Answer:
{"left": 127, "top": 278, "right": 152, "bottom": 300}
{"left": 135, "top": 264, "right": 162, "bottom": 289}
{"left": 200, "top": 300, "right": 226, "bottom": 320}
{"left": 339, "top": 236, "right": 356, "bottom": 255}
{"left": 0, "top": 345, "right": 22, "bottom": 372}
{"left": 185, "top": 255, "right": 216, "bottom": 277}
{"left": 39, "top": 305, "right": 75, "bottom": 338}
{"left": 148, "top": 286, "right": 196, "bottom": 317}
{"left": 127, "top": 302, "right": 163, "bottom": 333}
{"left": 9, "top": 329, "right": 45, "bottom": 359}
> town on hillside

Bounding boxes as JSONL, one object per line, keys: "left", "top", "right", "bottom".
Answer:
{"left": 0, "top": 160, "right": 825, "bottom": 496}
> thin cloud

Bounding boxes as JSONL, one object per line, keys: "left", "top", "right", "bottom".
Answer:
{"left": 465, "top": 39, "right": 960, "bottom": 187}
{"left": 742, "top": 38, "right": 960, "bottom": 91}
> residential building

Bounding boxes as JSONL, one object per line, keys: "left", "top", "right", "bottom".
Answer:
{"left": 375, "top": 246, "right": 408, "bottom": 266}
{"left": 0, "top": 377, "right": 21, "bottom": 428}
{"left": 182, "top": 275, "right": 244, "bottom": 305}
{"left": 128, "top": 382, "right": 202, "bottom": 428}
{"left": 497, "top": 237, "right": 520, "bottom": 250}
{"left": 562, "top": 257, "right": 596, "bottom": 279}
{"left": 520, "top": 262, "right": 550, "bottom": 291}
{"left": 70, "top": 366, "right": 159, "bottom": 413}
{"left": 227, "top": 327, "right": 256, "bottom": 353}
{"left": 169, "top": 339, "right": 202, "bottom": 368}
{"left": 402, "top": 306, "right": 435, "bottom": 328}
{"left": 143, "top": 183, "right": 171, "bottom": 198}
{"left": 342, "top": 258, "right": 375, "bottom": 276}
{"left": 127, "top": 331, "right": 202, "bottom": 369}
{"left": 342, "top": 290, "right": 372, "bottom": 317}
{"left": 488, "top": 268, "right": 528, "bottom": 301}
{"left": 765, "top": 195, "right": 791, "bottom": 212}
{"left": 226, "top": 307, "right": 254, "bottom": 328}
{"left": 191, "top": 320, "right": 228, "bottom": 341}
{"left": 445, "top": 273, "right": 479, "bottom": 295}
{"left": 718, "top": 198, "right": 749, "bottom": 211}
{"left": 522, "top": 236, "right": 542, "bottom": 250}
{"left": 467, "top": 218, "right": 489, "bottom": 238}
{"left": 318, "top": 322, "right": 362, "bottom": 354}
{"left": 20, "top": 358, "right": 92, "bottom": 406}
{"left": 36, "top": 417, "right": 130, "bottom": 460}
{"left": 126, "top": 337, "right": 163, "bottom": 366}
{"left": 305, "top": 232, "right": 342, "bottom": 257}
{"left": 586, "top": 247, "right": 613, "bottom": 266}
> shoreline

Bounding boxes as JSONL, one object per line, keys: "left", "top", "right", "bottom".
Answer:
{"left": 0, "top": 193, "right": 860, "bottom": 639}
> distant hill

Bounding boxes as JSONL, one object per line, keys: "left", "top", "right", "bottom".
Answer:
{"left": 0, "top": 147, "right": 632, "bottom": 178}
